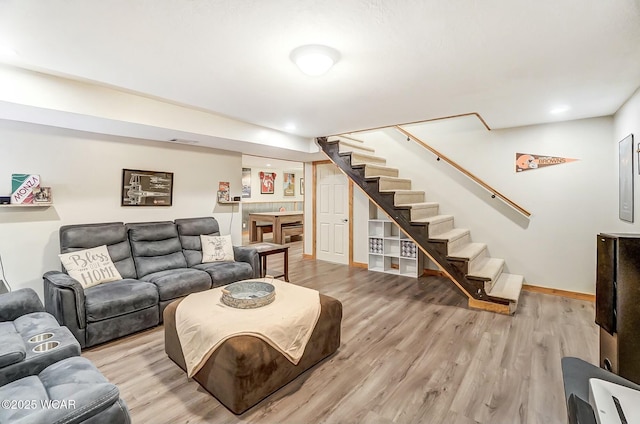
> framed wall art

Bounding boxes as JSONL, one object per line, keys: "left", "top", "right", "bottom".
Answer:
{"left": 300, "top": 178, "right": 304, "bottom": 195}
{"left": 259, "top": 171, "right": 275, "bottom": 194}
{"left": 121, "top": 169, "right": 173, "bottom": 206}
{"left": 284, "top": 173, "right": 295, "bottom": 196}
{"left": 619, "top": 134, "right": 634, "bottom": 222}
{"left": 242, "top": 167, "right": 251, "bottom": 198}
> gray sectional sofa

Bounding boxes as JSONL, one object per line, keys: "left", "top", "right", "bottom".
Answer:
{"left": 44, "top": 217, "right": 259, "bottom": 348}
{"left": 0, "top": 288, "right": 131, "bottom": 423}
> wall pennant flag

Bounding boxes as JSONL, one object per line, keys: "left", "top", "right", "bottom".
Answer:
{"left": 11, "top": 174, "right": 41, "bottom": 204}
{"left": 515, "top": 153, "right": 578, "bottom": 172}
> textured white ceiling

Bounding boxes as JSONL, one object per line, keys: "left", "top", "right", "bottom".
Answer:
{"left": 1, "top": 0, "right": 639, "bottom": 140}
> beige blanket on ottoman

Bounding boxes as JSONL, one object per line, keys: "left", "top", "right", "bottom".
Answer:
{"left": 176, "top": 278, "right": 321, "bottom": 377}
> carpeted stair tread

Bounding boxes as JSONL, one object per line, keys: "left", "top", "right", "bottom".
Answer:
{"left": 376, "top": 176, "right": 412, "bottom": 184}
{"left": 348, "top": 151, "right": 387, "bottom": 166}
{"left": 412, "top": 214, "right": 453, "bottom": 225}
{"left": 380, "top": 188, "right": 423, "bottom": 194}
{"left": 448, "top": 242, "right": 487, "bottom": 261}
{"left": 487, "top": 273, "right": 523, "bottom": 304}
{"left": 395, "top": 202, "right": 440, "bottom": 209}
{"left": 377, "top": 176, "right": 412, "bottom": 191}
{"left": 329, "top": 135, "right": 366, "bottom": 144}
{"left": 337, "top": 140, "right": 376, "bottom": 154}
{"left": 429, "top": 227, "right": 469, "bottom": 242}
{"left": 392, "top": 191, "right": 425, "bottom": 204}
{"left": 364, "top": 164, "right": 399, "bottom": 178}
{"left": 468, "top": 257, "right": 505, "bottom": 281}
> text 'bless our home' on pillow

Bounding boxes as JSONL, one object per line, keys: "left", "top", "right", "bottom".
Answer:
{"left": 58, "top": 245, "right": 123, "bottom": 289}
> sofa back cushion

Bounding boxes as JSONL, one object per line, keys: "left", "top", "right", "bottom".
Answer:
{"left": 59, "top": 223, "right": 137, "bottom": 279}
{"left": 175, "top": 217, "right": 221, "bottom": 267}
{"left": 127, "top": 221, "right": 187, "bottom": 278}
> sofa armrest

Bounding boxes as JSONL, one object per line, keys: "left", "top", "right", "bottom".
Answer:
{"left": 43, "top": 271, "right": 86, "bottom": 330}
{"left": 233, "top": 246, "right": 260, "bottom": 278}
{"left": 0, "top": 288, "right": 44, "bottom": 322}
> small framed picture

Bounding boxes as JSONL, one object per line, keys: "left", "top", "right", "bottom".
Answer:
{"left": 284, "top": 173, "right": 295, "bottom": 196}
{"left": 300, "top": 178, "right": 305, "bottom": 195}
{"left": 260, "top": 171, "right": 275, "bottom": 194}
{"left": 33, "top": 186, "right": 52, "bottom": 204}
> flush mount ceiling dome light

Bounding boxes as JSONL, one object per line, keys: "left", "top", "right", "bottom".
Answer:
{"left": 290, "top": 44, "right": 340, "bottom": 76}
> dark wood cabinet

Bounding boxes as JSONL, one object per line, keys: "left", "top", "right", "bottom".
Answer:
{"left": 596, "top": 233, "right": 640, "bottom": 384}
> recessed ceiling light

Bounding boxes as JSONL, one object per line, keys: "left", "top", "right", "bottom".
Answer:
{"left": 550, "top": 105, "right": 570, "bottom": 114}
{"left": 266, "top": 163, "right": 272, "bottom": 167}
{"left": 290, "top": 44, "right": 340, "bottom": 76}
{"left": 285, "top": 123, "right": 296, "bottom": 131}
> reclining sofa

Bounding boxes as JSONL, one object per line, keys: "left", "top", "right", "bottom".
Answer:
{"left": 0, "top": 288, "right": 131, "bottom": 423}
{"left": 43, "top": 217, "right": 259, "bottom": 348}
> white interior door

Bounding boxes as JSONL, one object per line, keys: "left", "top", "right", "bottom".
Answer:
{"left": 316, "top": 163, "right": 349, "bottom": 265}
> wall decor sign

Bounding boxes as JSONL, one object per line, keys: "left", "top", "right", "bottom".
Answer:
{"left": 242, "top": 168, "right": 251, "bottom": 198}
{"left": 259, "top": 171, "right": 275, "bottom": 194}
{"left": 619, "top": 134, "right": 634, "bottom": 222}
{"left": 218, "top": 181, "right": 230, "bottom": 202}
{"left": 515, "top": 153, "right": 578, "bottom": 172}
{"left": 283, "top": 173, "right": 295, "bottom": 196}
{"left": 121, "top": 169, "right": 173, "bottom": 206}
{"left": 11, "top": 173, "right": 40, "bottom": 204}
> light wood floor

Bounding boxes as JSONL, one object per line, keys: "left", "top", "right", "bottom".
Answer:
{"left": 83, "top": 240, "right": 598, "bottom": 424}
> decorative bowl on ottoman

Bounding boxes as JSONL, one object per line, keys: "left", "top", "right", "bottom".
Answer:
{"left": 221, "top": 281, "right": 275, "bottom": 309}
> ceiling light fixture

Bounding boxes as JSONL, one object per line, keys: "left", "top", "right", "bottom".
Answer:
{"left": 290, "top": 44, "right": 340, "bottom": 76}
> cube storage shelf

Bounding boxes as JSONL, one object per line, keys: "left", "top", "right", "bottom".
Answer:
{"left": 368, "top": 219, "right": 423, "bottom": 278}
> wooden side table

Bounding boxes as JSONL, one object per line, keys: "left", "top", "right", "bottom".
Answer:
{"left": 249, "top": 242, "right": 290, "bottom": 282}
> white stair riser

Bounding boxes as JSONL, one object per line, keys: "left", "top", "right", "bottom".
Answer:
{"left": 395, "top": 192, "right": 424, "bottom": 204}
{"left": 379, "top": 179, "right": 412, "bottom": 191}
{"left": 428, "top": 218, "right": 454, "bottom": 237}
{"left": 338, "top": 142, "right": 375, "bottom": 155}
{"left": 480, "top": 263, "right": 505, "bottom": 293}
{"left": 411, "top": 205, "right": 439, "bottom": 220}
{"left": 466, "top": 247, "right": 489, "bottom": 270}
{"left": 364, "top": 166, "right": 399, "bottom": 178}
{"left": 447, "top": 233, "right": 473, "bottom": 254}
{"left": 351, "top": 153, "right": 386, "bottom": 166}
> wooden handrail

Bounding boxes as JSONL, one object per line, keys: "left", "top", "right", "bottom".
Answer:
{"left": 395, "top": 125, "right": 531, "bottom": 218}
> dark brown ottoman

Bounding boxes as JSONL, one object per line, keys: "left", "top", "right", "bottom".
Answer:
{"left": 164, "top": 293, "right": 342, "bottom": 414}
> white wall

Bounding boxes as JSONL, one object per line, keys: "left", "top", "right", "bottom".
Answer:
{"left": 0, "top": 120, "right": 243, "bottom": 299}
{"left": 353, "top": 116, "right": 619, "bottom": 294}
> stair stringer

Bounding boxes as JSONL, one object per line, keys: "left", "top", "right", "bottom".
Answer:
{"left": 316, "top": 137, "right": 512, "bottom": 314}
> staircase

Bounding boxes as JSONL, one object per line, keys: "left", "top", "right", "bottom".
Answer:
{"left": 317, "top": 135, "right": 524, "bottom": 314}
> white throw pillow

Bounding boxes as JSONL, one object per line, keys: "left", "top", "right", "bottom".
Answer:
{"left": 201, "top": 234, "right": 235, "bottom": 263}
{"left": 58, "top": 245, "right": 123, "bottom": 289}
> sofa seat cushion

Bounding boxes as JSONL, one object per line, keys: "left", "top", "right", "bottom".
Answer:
{"left": 0, "top": 323, "right": 24, "bottom": 368}
{"left": 13, "top": 312, "right": 61, "bottom": 338}
{"left": 141, "top": 268, "right": 211, "bottom": 301}
{"left": 192, "top": 261, "right": 254, "bottom": 288}
{"left": 85, "top": 279, "right": 159, "bottom": 322}
{"left": 0, "top": 356, "right": 121, "bottom": 424}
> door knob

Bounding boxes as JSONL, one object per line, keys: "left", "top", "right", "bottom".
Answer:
{"left": 342, "top": 218, "right": 348, "bottom": 222}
